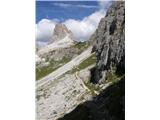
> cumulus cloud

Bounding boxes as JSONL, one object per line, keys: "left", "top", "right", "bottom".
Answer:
{"left": 36, "top": 1, "right": 111, "bottom": 43}
{"left": 36, "top": 19, "right": 56, "bottom": 42}
{"left": 64, "top": 10, "right": 106, "bottom": 41}
{"left": 36, "top": 9, "right": 106, "bottom": 42}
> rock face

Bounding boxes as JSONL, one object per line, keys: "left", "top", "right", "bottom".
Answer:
{"left": 49, "top": 23, "right": 76, "bottom": 43}
{"left": 91, "top": 1, "right": 125, "bottom": 83}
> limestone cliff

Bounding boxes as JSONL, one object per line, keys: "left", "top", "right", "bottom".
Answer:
{"left": 91, "top": 1, "right": 125, "bottom": 83}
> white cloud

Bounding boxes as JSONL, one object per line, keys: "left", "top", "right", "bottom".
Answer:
{"left": 36, "top": 9, "right": 106, "bottom": 42}
{"left": 36, "top": 19, "right": 56, "bottom": 42}
{"left": 53, "top": 3, "right": 99, "bottom": 8}
{"left": 36, "top": 1, "right": 111, "bottom": 43}
{"left": 53, "top": 3, "right": 71, "bottom": 7}
{"left": 64, "top": 10, "right": 106, "bottom": 41}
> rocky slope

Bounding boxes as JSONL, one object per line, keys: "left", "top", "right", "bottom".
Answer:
{"left": 36, "top": 66, "right": 94, "bottom": 120}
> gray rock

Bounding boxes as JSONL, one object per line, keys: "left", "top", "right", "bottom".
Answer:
{"left": 91, "top": 1, "right": 125, "bottom": 83}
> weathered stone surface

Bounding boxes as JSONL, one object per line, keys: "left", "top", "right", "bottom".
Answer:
{"left": 36, "top": 66, "right": 94, "bottom": 120}
{"left": 91, "top": 1, "right": 125, "bottom": 83}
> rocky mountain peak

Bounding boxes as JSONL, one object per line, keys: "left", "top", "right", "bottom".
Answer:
{"left": 50, "top": 23, "right": 76, "bottom": 43}
{"left": 37, "top": 23, "right": 77, "bottom": 55}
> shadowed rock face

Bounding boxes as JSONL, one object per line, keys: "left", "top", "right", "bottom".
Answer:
{"left": 91, "top": 1, "right": 125, "bottom": 83}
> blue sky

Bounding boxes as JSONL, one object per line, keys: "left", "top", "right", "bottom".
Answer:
{"left": 36, "top": 1, "right": 100, "bottom": 23}
{"left": 36, "top": 1, "right": 111, "bottom": 43}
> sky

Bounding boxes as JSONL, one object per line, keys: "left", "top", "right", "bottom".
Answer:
{"left": 36, "top": 0, "right": 111, "bottom": 44}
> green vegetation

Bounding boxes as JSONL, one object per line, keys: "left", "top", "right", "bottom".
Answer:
{"left": 73, "top": 42, "right": 89, "bottom": 55}
{"left": 107, "top": 70, "right": 119, "bottom": 83}
{"left": 78, "top": 53, "right": 96, "bottom": 70}
{"left": 74, "top": 42, "right": 88, "bottom": 51}
{"left": 36, "top": 42, "right": 90, "bottom": 80}
{"left": 84, "top": 82, "right": 100, "bottom": 96}
{"left": 66, "top": 53, "right": 96, "bottom": 74}
{"left": 36, "top": 56, "right": 71, "bottom": 80}
{"left": 105, "top": 67, "right": 124, "bottom": 84}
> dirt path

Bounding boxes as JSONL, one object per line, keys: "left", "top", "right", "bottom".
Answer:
{"left": 75, "top": 71, "right": 99, "bottom": 95}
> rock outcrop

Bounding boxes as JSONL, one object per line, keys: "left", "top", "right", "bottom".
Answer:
{"left": 91, "top": 1, "right": 125, "bottom": 83}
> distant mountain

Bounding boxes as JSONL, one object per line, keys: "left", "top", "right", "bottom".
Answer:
{"left": 36, "top": 23, "right": 90, "bottom": 80}
{"left": 49, "top": 23, "right": 76, "bottom": 43}
{"left": 37, "top": 23, "right": 76, "bottom": 55}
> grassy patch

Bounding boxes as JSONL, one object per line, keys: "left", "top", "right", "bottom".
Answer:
{"left": 99, "top": 67, "right": 124, "bottom": 85}
{"left": 36, "top": 57, "right": 71, "bottom": 80}
{"left": 66, "top": 53, "right": 96, "bottom": 74}
{"left": 107, "top": 70, "right": 119, "bottom": 83}
{"left": 74, "top": 42, "right": 88, "bottom": 51}
{"left": 78, "top": 53, "right": 96, "bottom": 70}
{"left": 36, "top": 43, "right": 90, "bottom": 80}
{"left": 105, "top": 67, "right": 124, "bottom": 83}
{"left": 84, "top": 82, "right": 100, "bottom": 96}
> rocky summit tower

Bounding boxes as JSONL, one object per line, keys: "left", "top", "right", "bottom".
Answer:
{"left": 49, "top": 23, "right": 76, "bottom": 44}
{"left": 38, "top": 23, "right": 76, "bottom": 55}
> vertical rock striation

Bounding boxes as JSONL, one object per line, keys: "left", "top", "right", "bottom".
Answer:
{"left": 91, "top": 1, "right": 125, "bottom": 83}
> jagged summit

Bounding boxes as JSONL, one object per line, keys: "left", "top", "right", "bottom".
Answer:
{"left": 37, "top": 23, "right": 77, "bottom": 55}
{"left": 49, "top": 23, "right": 76, "bottom": 44}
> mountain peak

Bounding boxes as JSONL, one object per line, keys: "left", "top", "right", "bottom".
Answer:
{"left": 49, "top": 23, "right": 76, "bottom": 43}
{"left": 38, "top": 24, "right": 77, "bottom": 55}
